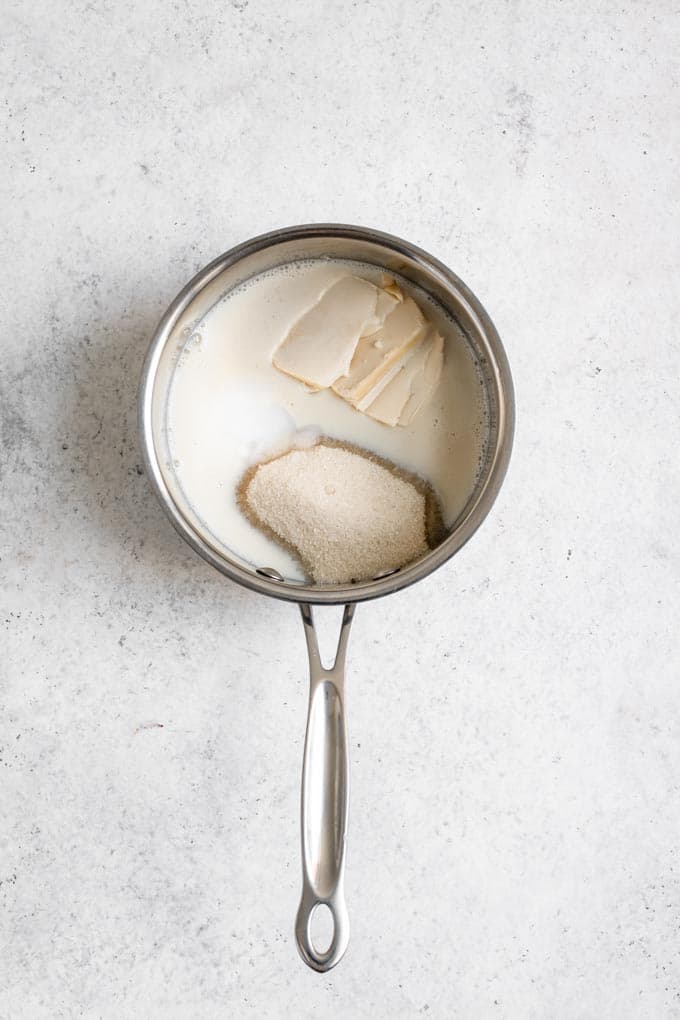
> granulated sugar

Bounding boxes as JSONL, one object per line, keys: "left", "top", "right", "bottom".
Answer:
{"left": 238, "top": 440, "right": 440, "bottom": 584}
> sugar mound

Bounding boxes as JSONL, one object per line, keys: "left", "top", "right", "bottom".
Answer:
{"left": 215, "top": 382, "right": 321, "bottom": 465}
{"left": 238, "top": 440, "right": 441, "bottom": 584}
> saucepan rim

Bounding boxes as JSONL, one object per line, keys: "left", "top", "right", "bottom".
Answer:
{"left": 138, "top": 223, "right": 515, "bottom": 605}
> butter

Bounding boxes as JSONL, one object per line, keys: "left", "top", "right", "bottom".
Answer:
{"left": 380, "top": 274, "right": 404, "bottom": 303}
{"left": 271, "top": 271, "right": 444, "bottom": 428}
{"left": 363, "top": 328, "right": 444, "bottom": 427}
{"left": 273, "top": 276, "right": 378, "bottom": 388}
{"left": 332, "top": 297, "right": 426, "bottom": 405}
{"left": 361, "top": 287, "right": 401, "bottom": 337}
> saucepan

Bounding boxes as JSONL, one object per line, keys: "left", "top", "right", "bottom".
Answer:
{"left": 138, "top": 224, "right": 514, "bottom": 972}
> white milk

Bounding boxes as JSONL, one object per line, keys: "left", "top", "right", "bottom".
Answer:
{"left": 166, "top": 259, "right": 488, "bottom": 581}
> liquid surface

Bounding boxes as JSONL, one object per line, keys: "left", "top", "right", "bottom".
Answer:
{"left": 167, "top": 259, "right": 488, "bottom": 581}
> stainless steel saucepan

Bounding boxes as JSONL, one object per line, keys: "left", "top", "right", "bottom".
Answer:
{"left": 138, "top": 224, "right": 514, "bottom": 972}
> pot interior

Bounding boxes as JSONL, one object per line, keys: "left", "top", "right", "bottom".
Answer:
{"left": 140, "top": 226, "right": 514, "bottom": 604}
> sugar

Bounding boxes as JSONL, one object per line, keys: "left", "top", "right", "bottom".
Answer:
{"left": 238, "top": 439, "right": 443, "bottom": 584}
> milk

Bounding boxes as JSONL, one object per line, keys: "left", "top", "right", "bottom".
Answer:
{"left": 166, "top": 259, "right": 488, "bottom": 581}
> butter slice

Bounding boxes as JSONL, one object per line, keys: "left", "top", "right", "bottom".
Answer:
{"left": 359, "top": 275, "right": 404, "bottom": 335}
{"left": 273, "top": 276, "right": 378, "bottom": 388}
{"left": 363, "top": 329, "right": 444, "bottom": 427}
{"left": 332, "top": 297, "right": 426, "bottom": 406}
{"left": 361, "top": 287, "right": 401, "bottom": 337}
{"left": 380, "top": 274, "right": 404, "bottom": 303}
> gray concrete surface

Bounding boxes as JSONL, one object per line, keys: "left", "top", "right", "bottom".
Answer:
{"left": 2, "top": 1, "right": 679, "bottom": 1016}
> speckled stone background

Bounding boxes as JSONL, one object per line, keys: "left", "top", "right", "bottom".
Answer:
{"left": 2, "top": 1, "right": 679, "bottom": 1017}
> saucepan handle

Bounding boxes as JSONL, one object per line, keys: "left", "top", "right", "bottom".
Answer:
{"left": 295, "top": 603, "right": 355, "bottom": 972}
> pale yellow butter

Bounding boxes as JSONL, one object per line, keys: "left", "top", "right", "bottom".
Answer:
{"left": 332, "top": 297, "right": 426, "bottom": 406}
{"left": 273, "top": 276, "right": 378, "bottom": 388}
{"left": 364, "top": 328, "right": 444, "bottom": 427}
{"left": 361, "top": 287, "right": 401, "bottom": 337}
{"left": 271, "top": 271, "right": 443, "bottom": 428}
{"left": 380, "top": 274, "right": 405, "bottom": 303}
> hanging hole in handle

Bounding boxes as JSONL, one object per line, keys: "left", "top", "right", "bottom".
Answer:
{"left": 309, "top": 903, "right": 334, "bottom": 955}
{"left": 296, "top": 893, "right": 349, "bottom": 971}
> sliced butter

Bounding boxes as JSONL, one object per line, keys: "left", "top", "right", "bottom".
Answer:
{"left": 363, "top": 328, "right": 444, "bottom": 427}
{"left": 332, "top": 297, "right": 426, "bottom": 406}
{"left": 361, "top": 287, "right": 401, "bottom": 337}
{"left": 273, "top": 276, "right": 378, "bottom": 388}
{"left": 380, "top": 274, "right": 405, "bottom": 303}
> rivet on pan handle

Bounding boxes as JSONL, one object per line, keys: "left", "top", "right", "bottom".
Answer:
{"left": 295, "top": 603, "right": 355, "bottom": 972}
